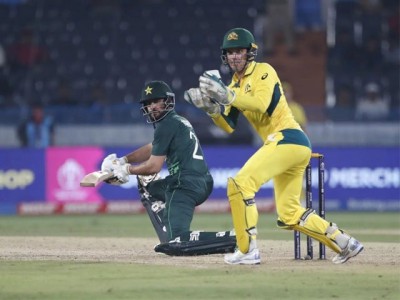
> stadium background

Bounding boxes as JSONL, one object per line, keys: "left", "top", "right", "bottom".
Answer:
{"left": 0, "top": 0, "right": 399, "bottom": 215}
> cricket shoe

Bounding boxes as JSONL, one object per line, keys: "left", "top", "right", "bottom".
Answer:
{"left": 224, "top": 247, "right": 261, "bottom": 265}
{"left": 332, "top": 237, "right": 364, "bottom": 264}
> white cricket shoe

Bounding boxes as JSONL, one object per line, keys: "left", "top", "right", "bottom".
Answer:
{"left": 332, "top": 237, "right": 364, "bottom": 264}
{"left": 224, "top": 247, "right": 261, "bottom": 265}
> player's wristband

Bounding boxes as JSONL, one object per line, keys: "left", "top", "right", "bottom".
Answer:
{"left": 126, "top": 164, "right": 133, "bottom": 175}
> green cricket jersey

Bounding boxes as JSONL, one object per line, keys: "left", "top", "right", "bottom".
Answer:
{"left": 151, "top": 111, "right": 209, "bottom": 177}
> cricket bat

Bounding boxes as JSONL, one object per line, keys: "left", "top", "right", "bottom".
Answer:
{"left": 80, "top": 170, "right": 114, "bottom": 187}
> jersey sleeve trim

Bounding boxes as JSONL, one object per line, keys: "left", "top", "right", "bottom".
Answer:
{"left": 266, "top": 82, "right": 281, "bottom": 116}
{"left": 211, "top": 107, "right": 240, "bottom": 133}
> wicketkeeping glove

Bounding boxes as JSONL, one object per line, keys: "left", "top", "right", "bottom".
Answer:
{"left": 199, "top": 70, "right": 236, "bottom": 106}
{"left": 184, "top": 88, "right": 220, "bottom": 116}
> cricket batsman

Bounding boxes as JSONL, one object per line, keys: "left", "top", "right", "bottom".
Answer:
{"left": 101, "top": 80, "right": 236, "bottom": 256}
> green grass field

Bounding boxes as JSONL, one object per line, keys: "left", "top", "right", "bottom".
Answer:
{"left": 0, "top": 212, "right": 399, "bottom": 300}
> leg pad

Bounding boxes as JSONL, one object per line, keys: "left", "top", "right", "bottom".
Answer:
{"left": 154, "top": 237, "right": 236, "bottom": 256}
{"left": 292, "top": 210, "right": 342, "bottom": 253}
{"left": 141, "top": 196, "right": 168, "bottom": 243}
{"left": 227, "top": 177, "right": 258, "bottom": 254}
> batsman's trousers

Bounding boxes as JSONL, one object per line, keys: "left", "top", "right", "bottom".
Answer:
{"left": 147, "top": 173, "right": 213, "bottom": 241}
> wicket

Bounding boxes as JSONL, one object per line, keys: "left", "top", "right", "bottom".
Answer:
{"left": 294, "top": 152, "right": 326, "bottom": 260}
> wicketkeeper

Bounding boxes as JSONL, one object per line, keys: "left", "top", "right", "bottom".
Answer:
{"left": 184, "top": 28, "right": 364, "bottom": 264}
{"left": 101, "top": 80, "right": 236, "bottom": 256}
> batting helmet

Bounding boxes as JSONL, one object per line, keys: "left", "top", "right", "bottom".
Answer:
{"left": 140, "top": 81, "right": 175, "bottom": 123}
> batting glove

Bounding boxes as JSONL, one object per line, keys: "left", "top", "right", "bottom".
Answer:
{"left": 101, "top": 153, "right": 127, "bottom": 172}
{"left": 199, "top": 70, "right": 236, "bottom": 106}
{"left": 112, "top": 163, "right": 130, "bottom": 184}
{"left": 184, "top": 88, "right": 220, "bottom": 116}
{"left": 101, "top": 153, "right": 129, "bottom": 185}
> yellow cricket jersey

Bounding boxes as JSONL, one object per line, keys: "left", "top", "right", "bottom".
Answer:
{"left": 212, "top": 61, "right": 309, "bottom": 147}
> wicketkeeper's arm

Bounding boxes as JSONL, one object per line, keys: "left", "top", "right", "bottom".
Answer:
{"left": 210, "top": 106, "right": 240, "bottom": 134}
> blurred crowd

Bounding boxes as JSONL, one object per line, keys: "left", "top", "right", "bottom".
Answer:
{"left": 326, "top": 0, "right": 399, "bottom": 121}
{"left": 0, "top": 0, "right": 258, "bottom": 127}
{"left": 0, "top": 0, "right": 398, "bottom": 148}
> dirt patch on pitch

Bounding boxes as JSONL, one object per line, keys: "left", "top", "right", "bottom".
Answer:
{"left": 0, "top": 236, "right": 398, "bottom": 268}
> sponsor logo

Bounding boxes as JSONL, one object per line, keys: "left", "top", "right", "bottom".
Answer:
{"left": 189, "top": 231, "right": 201, "bottom": 241}
{"left": 54, "top": 159, "right": 88, "bottom": 201}
{"left": 328, "top": 167, "right": 399, "bottom": 189}
{"left": 261, "top": 73, "right": 268, "bottom": 80}
{"left": 0, "top": 169, "right": 34, "bottom": 189}
{"left": 151, "top": 201, "right": 165, "bottom": 213}
{"left": 267, "top": 133, "right": 277, "bottom": 142}
{"left": 209, "top": 167, "right": 399, "bottom": 190}
{"left": 216, "top": 231, "right": 226, "bottom": 237}
{"left": 227, "top": 32, "right": 238, "bottom": 41}
{"left": 347, "top": 199, "right": 400, "bottom": 211}
{"left": 58, "top": 159, "right": 85, "bottom": 190}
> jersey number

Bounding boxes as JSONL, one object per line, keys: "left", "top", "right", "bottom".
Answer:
{"left": 190, "top": 132, "right": 203, "bottom": 160}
